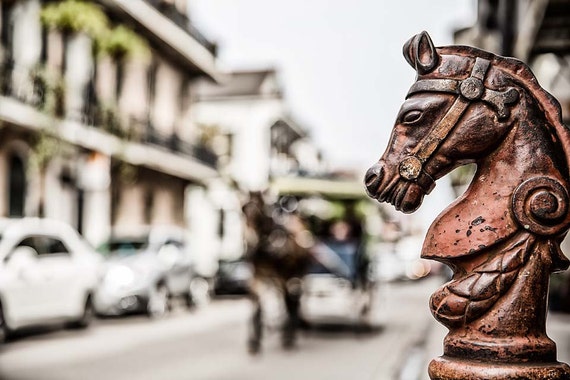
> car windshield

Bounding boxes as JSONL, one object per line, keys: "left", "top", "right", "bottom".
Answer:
{"left": 98, "top": 237, "right": 149, "bottom": 257}
{"left": 309, "top": 239, "right": 359, "bottom": 278}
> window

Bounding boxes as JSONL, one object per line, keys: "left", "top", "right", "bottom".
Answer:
{"left": 146, "top": 61, "right": 158, "bottom": 124}
{"left": 218, "top": 209, "right": 225, "bottom": 238}
{"left": 178, "top": 77, "right": 190, "bottom": 120}
{"left": 17, "top": 236, "right": 70, "bottom": 256}
{"left": 1, "top": 2, "right": 14, "bottom": 60}
{"left": 115, "top": 59, "right": 124, "bottom": 101}
{"left": 164, "top": 239, "right": 183, "bottom": 249}
{"left": 44, "top": 237, "right": 69, "bottom": 255}
{"left": 1, "top": 1, "right": 15, "bottom": 95}
{"left": 40, "top": 26, "right": 47, "bottom": 64}
{"left": 144, "top": 190, "right": 154, "bottom": 224}
{"left": 8, "top": 153, "right": 26, "bottom": 217}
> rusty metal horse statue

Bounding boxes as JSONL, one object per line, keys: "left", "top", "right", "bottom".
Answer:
{"left": 242, "top": 191, "right": 313, "bottom": 354}
{"left": 365, "top": 31, "right": 570, "bottom": 379}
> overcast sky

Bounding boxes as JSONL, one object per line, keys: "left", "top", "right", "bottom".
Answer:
{"left": 189, "top": 1, "right": 477, "bottom": 173}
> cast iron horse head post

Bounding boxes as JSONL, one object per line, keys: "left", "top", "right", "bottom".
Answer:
{"left": 365, "top": 31, "right": 570, "bottom": 379}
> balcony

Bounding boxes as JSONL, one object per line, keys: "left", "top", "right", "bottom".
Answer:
{"left": 81, "top": 97, "right": 219, "bottom": 169}
{"left": 1, "top": 61, "right": 219, "bottom": 171}
{"left": 143, "top": 0, "right": 216, "bottom": 56}
{"left": 144, "top": 126, "right": 218, "bottom": 169}
{"left": 0, "top": 60, "right": 58, "bottom": 112}
{"left": 97, "top": 0, "right": 221, "bottom": 82}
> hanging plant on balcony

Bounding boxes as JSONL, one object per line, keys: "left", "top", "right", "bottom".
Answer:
{"left": 99, "top": 25, "right": 151, "bottom": 62}
{"left": 99, "top": 103, "right": 127, "bottom": 138}
{"left": 38, "top": 1, "right": 107, "bottom": 119}
{"left": 40, "top": 0, "right": 109, "bottom": 41}
{"left": 40, "top": 1, "right": 151, "bottom": 143}
{"left": 29, "top": 66, "right": 66, "bottom": 117}
{"left": 28, "top": 130, "right": 74, "bottom": 217}
{"left": 196, "top": 123, "right": 222, "bottom": 150}
{"left": 40, "top": 1, "right": 150, "bottom": 60}
{"left": 29, "top": 132, "right": 61, "bottom": 172}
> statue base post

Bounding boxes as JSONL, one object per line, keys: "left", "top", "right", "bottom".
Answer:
{"left": 429, "top": 356, "right": 570, "bottom": 380}
{"left": 427, "top": 244, "right": 570, "bottom": 380}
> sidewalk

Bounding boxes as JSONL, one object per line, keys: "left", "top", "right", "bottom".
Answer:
{"left": 418, "top": 317, "right": 446, "bottom": 380}
{"left": 548, "top": 311, "right": 570, "bottom": 365}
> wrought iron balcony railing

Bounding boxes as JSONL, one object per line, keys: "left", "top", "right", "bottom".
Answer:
{"left": 1, "top": 61, "right": 218, "bottom": 169}
{"left": 0, "top": 59, "right": 57, "bottom": 112}
{"left": 81, "top": 99, "right": 219, "bottom": 169}
{"left": 144, "top": 124, "right": 218, "bottom": 168}
{"left": 143, "top": 0, "right": 217, "bottom": 56}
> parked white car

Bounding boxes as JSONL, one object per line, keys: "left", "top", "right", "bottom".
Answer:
{"left": 94, "top": 226, "right": 206, "bottom": 318}
{"left": 0, "top": 218, "right": 102, "bottom": 342}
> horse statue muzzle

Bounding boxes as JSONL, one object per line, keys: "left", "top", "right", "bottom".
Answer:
{"left": 365, "top": 31, "right": 570, "bottom": 379}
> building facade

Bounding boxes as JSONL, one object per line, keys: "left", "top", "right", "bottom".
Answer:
{"left": 191, "top": 69, "right": 326, "bottom": 261}
{"left": 192, "top": 69, "right": 325, "bottom": 191}
{"left": 0, "top": 0, "right": 224, "bottom": 273}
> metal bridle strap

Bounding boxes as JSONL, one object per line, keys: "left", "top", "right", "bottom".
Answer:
{"left": 399, "top": 58, "right": 491, "bottom": 187}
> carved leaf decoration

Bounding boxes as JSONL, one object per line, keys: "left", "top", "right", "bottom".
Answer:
{"left": 447, "top": 273, "right": 479, "bottom": 297}
{"left": 465, "top": 298, "right": 497, "bottom": 321}
{"left": 498, "top": 270, "right": 518, "bottom": 294}
{"left": 430, "top": 233, "right": 534, "bottom": 327}
{"left": 475, "top": 234, "right": 530, "bottom": 273}
{"left": 469, "top": 272, "right": 499, "bottom": 301}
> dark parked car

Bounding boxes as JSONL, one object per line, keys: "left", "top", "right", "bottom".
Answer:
{"left": 214, "top": 259, "right": 252, "bottom": 295}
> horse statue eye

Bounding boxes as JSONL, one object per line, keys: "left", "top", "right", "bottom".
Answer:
{"left": 402, "top": 110, "right": 423, "bottom": 124}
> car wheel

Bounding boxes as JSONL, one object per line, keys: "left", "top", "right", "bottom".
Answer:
{"left": 147, "top": 284, "right": 169, "bottom": 318}
{"left": 68, "top": 296, "right": 95, "bottom": 329}
{"left": 187, "top": 277, "right": 211, "bottom": 309}
{"left": 0, "top": 305, "right": 9, "bottom": 343}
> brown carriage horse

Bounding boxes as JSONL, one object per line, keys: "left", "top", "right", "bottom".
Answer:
{"left": 241, "top": 191, "right": 314, "bottom": 354}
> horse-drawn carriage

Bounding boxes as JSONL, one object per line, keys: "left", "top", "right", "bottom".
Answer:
{"left": 270, "top": 176, "right": 379, "bottom": 328}
{"left": 242, "top": 176, "right": 379, "bottom": 352}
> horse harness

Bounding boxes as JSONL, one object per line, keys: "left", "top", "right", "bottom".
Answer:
{"left": 398, "top": 57, "right": 519, "bottom": 194}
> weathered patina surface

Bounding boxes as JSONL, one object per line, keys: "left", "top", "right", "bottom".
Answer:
{"left": 365, "top": 31, "right": 570, "bottom": 379}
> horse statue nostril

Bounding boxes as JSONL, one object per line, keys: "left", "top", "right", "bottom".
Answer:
{"left": 364, "top": 164, "right": 384, "bottom": 196}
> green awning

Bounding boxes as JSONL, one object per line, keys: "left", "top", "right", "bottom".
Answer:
{"left": 271, "top": 176, "right": 367, "bottom": 199}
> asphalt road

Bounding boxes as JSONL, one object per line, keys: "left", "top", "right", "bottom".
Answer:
{"left": 0, "top": 277, "right": 446, "bottom": 380}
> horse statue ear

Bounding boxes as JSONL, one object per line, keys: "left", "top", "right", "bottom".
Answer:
{"left": 403, "top": 31, "right": 439, "bottom": 75}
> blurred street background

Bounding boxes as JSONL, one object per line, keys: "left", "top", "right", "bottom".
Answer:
{"left": 0, "top": 277, "right": 442, "bottom": 380}
{"left": 1, "top": 0, "right": 570, "bottom": 379}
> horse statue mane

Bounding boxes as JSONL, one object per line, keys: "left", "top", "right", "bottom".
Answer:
{"left": 429, "top": 43, "right": 570, "bottom": 160}
{"left": 366, "top": 31, "right": 570, "bottom": 378}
